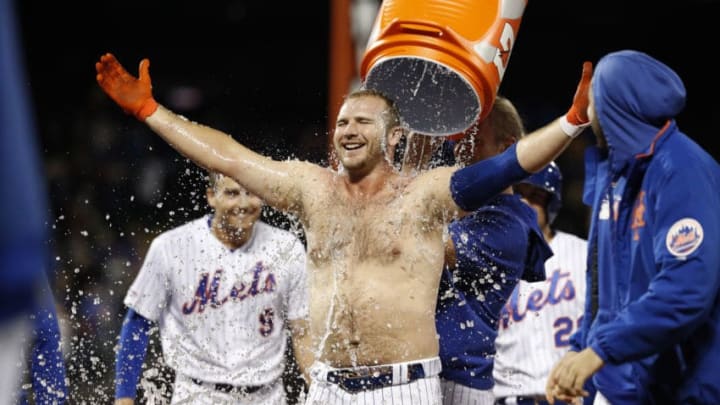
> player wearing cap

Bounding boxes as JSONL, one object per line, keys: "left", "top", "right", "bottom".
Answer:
{"left": 493, "top": 163, "right": 590, "bottom": 405}
{"left": 113, "top": 173, "right": 309, "bottom": 404}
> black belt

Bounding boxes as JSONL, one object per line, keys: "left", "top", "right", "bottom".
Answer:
{"left": 326, "top": 363, "right": 426, "bottom": 393}
{"left": 190, "top": 377, "right": 264, "bottom": 394}
{"left": 495, "top": 396, "right": 559, "bottom": 405}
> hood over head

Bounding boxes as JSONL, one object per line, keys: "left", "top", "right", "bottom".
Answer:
{"left": 592, "top": 50, "right": 686, "bottom": 173}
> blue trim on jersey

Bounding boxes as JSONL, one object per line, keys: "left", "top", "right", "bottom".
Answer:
{"left": 115, "top": 309, "right": 153, "bottom": 399}
{"left": 450, "top": 143, "right": 530, "bottom": 211}
{"left": 438, "top": 194, "right": 551, "bottom": 389}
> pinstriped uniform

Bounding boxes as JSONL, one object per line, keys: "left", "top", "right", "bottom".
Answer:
{"left": 305, "top": 357, "right": 443, "bottom": 404}
{"left": 493, "top": 231, "right": 587, "bottom": 399}
{"left": 124, "top": 215, "right": 308, "bottom": 403}
{"left": 441, "top": 380, "right": 494, "bottom": 405}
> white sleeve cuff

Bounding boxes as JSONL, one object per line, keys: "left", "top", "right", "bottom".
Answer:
{"left": 560, "top": 115, "right": 590, "bottom": 138}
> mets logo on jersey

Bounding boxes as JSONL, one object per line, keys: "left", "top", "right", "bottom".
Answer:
{"left": 665, "top": 218, "right": 704, "bottom": 258}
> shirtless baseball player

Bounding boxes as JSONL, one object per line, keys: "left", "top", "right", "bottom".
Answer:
{"left": 96, "top": 53, "right": 591, "bottom": 404}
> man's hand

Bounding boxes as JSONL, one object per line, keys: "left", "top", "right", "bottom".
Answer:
{"left": 560, "top": 61, "right": 593, "bottom": 137}
{"left": 95, "top": 53, "right": 158, "bottom": 121}
{"left": 114, "top": 398, "right": 134, "bottom": 405}
{"left": 545, "top": 348, "right": 603, "bottom": 404}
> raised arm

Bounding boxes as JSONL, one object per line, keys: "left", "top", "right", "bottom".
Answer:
{"left": 515, "top": 61, "right": 592, "bottom": 172}
{"left": 450, "top": 62, "right": 592, "bottom": 212}
{"left": 95, "top": 53, "right": 309, "bottom": 212}
{"left": 410, "top": 61, "right": 593, "bottom": 220}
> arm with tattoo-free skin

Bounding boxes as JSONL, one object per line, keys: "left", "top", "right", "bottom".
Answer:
{"left": 515, "top": 61, "right": 592, "bottom": 172}
{"left": 95, "top": 53, "right": 315, "bottom": 214}
{"left": 442, "top": 62, "right": 593, "bottom": 213}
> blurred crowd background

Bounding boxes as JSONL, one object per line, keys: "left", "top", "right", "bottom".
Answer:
{"left": 11, "top": 0, "right": 719, "bottom": 402}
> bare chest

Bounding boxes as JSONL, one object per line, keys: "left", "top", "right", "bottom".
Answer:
{"left": 305, "top": 196, "right": 416, "bottom": 266}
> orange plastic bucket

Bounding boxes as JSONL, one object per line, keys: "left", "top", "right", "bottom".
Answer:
{"left": 360, "top": 0, "right": 527, "bottom": 137}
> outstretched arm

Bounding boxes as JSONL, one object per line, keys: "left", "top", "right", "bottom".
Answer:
{"left": 515, "top": 61, "right": 592, "bottom": 172}
{"left": 95, "top": 53, "right": 309, "bottom": 213}
{"left": 450, "top": 62, "right": 592, "bottom": 211}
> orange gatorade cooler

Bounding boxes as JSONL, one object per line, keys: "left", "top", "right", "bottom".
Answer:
{"left": 360, "top": 0, "right": 527, "bottom": 137}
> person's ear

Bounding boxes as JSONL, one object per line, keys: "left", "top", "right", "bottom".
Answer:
{"left": 499, "top": 135, "right": 518, "bottom": 152}
{"left": 206, "top": 188, "right": 217, "bottom": 208}
{"left": 388, "top": 126, "right": 405, "bottom": 147}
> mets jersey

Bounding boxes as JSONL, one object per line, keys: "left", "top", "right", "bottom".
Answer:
{"left": 437, "top": 194, "right": 551, "bottom": 390}
{"left": 493, "top": 230, "right": 587, "bottom": 398}
{"left": 124, "top": 215, "right": 308, "bottom": 387}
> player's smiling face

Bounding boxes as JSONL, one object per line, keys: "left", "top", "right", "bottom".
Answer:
{"left": 207, "top": 175, "right": 263, "bottom": 238}
{"left": 333, "top": 95, "right": 389, "bottom": 171}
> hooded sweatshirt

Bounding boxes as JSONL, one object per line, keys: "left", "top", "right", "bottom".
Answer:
{"left": 573, "top": 50, "right": 720, "bottom": 404}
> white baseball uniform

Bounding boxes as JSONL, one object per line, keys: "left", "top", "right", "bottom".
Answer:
{"left": 124, "top": 215, "right": 308, "bottom": 404}
{"left": 493, "top": 231, "right": 587, "bottom": 400}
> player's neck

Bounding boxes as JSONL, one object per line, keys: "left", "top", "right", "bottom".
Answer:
{"left": 342, "top": 163, "right": 399, "bottom": 197}
{"left": 212, "top": 223, "right": 253, "bottom": 250}
{"left": 543, "top": 226, "right": 555, "bottom": 243}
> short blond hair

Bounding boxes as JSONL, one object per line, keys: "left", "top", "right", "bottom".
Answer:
{"left": 346, "top": 88, "right": 402, "bottom": 129}
{"left": 485, "top": 95, "right": 525, "bottom": 143}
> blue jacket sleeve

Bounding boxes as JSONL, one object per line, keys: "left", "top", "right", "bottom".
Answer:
{"left": 25, "top": 274, "right": 67, "bottom": 404}
{"left": 114, "top": 308, "right": 153, "bottom": 399}
{"left": 570, "top": 148, "right": 604, "bottom": 353}
{"left": 590, "top": 153, "right": 720, "bottom": 363}
{"left": 569, "top": 273, "right": 592, "bottom": 352}
{"left": 450, "top": 143, "right": 530, "bottom": 211}
{"left": 569, "top": 239, "right": 596, "bottom": 352}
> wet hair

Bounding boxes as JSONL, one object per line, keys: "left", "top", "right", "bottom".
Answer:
{"left": 205, "top": 171, "right": 265, "bottom": 204}
{"left": 486, "top": 95, "right": 525, "bottom": 144}
{"left": 346, "top": 88, "right": 402, "bottom": 130}
{"left": 206, "top": 171, "right": 223, "bottom": 191}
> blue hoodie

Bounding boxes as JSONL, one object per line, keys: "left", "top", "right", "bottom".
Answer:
{"left": 572, "top": 50, "right": 720, "bottom": 403}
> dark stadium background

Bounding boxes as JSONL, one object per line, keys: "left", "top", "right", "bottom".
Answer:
{"left": 16, "top": 0, "right": 719, "bottom": 402}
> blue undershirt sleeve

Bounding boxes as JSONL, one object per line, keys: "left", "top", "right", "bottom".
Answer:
{"left": 450, "top": 143, "right": 530, "bottom": 211}
{"left": 26, "top": 275, "right": 67, "bottom": 404}
{"left": 114, "top": 308, "right": 153, "bottom": 400}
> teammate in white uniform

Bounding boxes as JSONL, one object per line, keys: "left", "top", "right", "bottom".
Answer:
{"left": 113, "top": 173, "right": 309, "bottom": 405}
{"left": 493, "top": 163, "right": 589, "bottom": 405}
